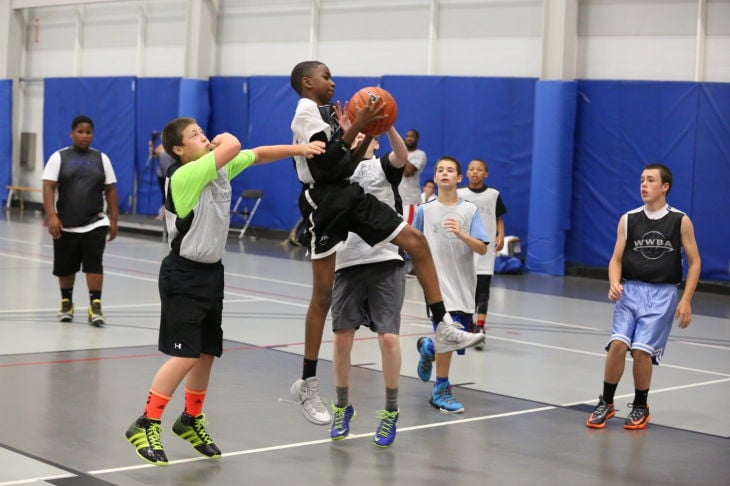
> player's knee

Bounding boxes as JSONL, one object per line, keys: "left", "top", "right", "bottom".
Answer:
{"left": 312, "top": 285, "right": 333, "bottom": 308}
{"left": 378, "top": 332, "right": 399, "bottom": 352}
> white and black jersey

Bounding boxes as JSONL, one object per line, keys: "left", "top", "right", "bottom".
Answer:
{"left": 457, "top": 185, "right": 507, "bottom": 275}
{"left": 621, "top": 205, "right": 684, "bottom": 285}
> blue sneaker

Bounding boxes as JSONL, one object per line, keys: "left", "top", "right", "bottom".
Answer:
{"left": 417, "top": 337, "right": 434, "bottom": 382}
{"left": 373, "top": 409, "right": 399, "bottom": 448}
{"left": 429, "top": 381, "right": 464, "bottom": 413}
{"left": 330, "top": 404, "right": 355, "bottom": 440}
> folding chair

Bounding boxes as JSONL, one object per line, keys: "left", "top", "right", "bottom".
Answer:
{"left": 231, "top": 189, "right": 263, "bottom": 239}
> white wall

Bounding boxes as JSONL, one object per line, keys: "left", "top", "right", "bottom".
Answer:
{"left": 3, "top": 0, "right": 730, "bottom": 197}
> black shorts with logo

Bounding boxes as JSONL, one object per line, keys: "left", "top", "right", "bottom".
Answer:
{"left": 158, "top": 252, "right": 224, "bottom": 358}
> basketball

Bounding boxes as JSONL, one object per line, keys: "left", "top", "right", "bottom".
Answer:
{"left": 347, "top": 86, "right": 398, "bottom": 136}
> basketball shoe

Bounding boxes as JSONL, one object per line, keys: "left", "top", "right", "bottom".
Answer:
{"left": 434, "top": 313, "right": 485, "bottom": 353}
{"left": 290, "top": 377, "right": 332, "bottom": 425}
{"left": 125, "top": 416, "right": 168, "bottom": 466}
{"left": 58, "top": 299, "right": 74, "bottom": 322}
{"left": 330, "top": 404, "right": 355, "bottom": 440}
{"left": 429, "top": 380, "right": 464, "bottom": 413}
{"left": 624, "top": 403, "right": 651, "bottom": 430}
{"left": 88, "top": 299, "right": 105, "bottom": 327}
{"left": 417, "top": 337, "right": 434, "bottom": 382}
{"left": 586, "top": 395, "right": 615, "bottom": 429}
{"left": 373, "top": 409, "right": 399, "bottom": 448}
{"left": 172, "top": 412, "right": 222, "bottom": 458}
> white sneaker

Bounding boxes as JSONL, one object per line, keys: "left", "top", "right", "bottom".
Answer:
{"left": 434, "top": 314, "right": 485, "bottom": 354}
{"left": 290, "top": 377, "right": 332, "bottom": 425}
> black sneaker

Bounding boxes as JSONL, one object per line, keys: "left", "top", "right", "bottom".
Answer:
{"left": 88, "top": 299, "right": 105, "bottom": 327}
{"left": 173, "top": 413, "right": 222, "bottom": 458}
{"left": 125, "top": 416, "right": 168, "bottom": 466}
{"left": 58, "top": 299, "right": 74, "bottom": 322}
{"left": 586, "top": 395, "right": 615, "bottom": 429}
{"left": 624, "top": 403, "right": 651, "bottom": 430}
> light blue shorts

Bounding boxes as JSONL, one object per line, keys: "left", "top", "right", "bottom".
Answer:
{"left": 606, "top": 280, "right": 678, "bottom": 365}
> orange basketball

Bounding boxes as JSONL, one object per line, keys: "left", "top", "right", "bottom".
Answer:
{"left": 347, "top": 86, "right": 398, "bottom": 136}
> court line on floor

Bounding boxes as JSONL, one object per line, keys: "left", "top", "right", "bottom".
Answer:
{"left": 413, "top": 323, "right": 730, "bottom": 378}
{"left": 88, "top": 404, "right": 557, "bottom": 476}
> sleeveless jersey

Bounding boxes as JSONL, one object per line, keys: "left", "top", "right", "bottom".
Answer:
{"left": 622, "top": 205, "right": 684, "bottom": 284}
{"left": 457, "top": 185, "right": 506, "bottom": 274}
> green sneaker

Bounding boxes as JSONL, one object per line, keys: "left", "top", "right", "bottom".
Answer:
{"left": 88, "top": 299, "right": 105, "bottom": 327}
{"left": 125, "top": 416, "right": 168, "bottom": 466}
{"left": 57, "top": 299, "right": 74, "bottom": 322}
{"left": 173, "top": 413, "right": 222, "bottom": 458}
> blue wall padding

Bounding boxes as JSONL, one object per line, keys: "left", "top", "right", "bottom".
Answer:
{"left": 569, "top": 81, "right": 728, "bottom": 281}
{"left": 526, "top": 81, "right": 577, "bottom": 275}
{"left": 380, "top": 76, "right": 536, "bottom": 245}
{"left": 0, "top": 80, "right": 11, "bottom": 206}
{"left": 43, "top": 77, "right": 137, "bottom": 213}
{"left": 209, "top": 77, "right": 248, "bottom": 143}
{"left": 134, "top": 78, "right": 180, "bottom": 215}
{"left": 178, "top": 78, "right": 210, "bottom": 133}
{"left": 691, "top": 84, "right": 730, "bottom": 281}
{"left": 232, "top": 75, "right": 378, "bottom": 231}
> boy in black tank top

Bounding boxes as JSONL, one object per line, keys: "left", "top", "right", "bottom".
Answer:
{"left": 586, "top": 163, "right": 701, "bottom": 430}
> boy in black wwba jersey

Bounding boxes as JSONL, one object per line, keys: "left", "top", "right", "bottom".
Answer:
{"left": 586, "top": 163, "right": 701, "bottom": 430}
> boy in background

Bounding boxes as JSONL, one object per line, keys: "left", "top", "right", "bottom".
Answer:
{"left": 125, "top": 117, "right": 324, "bottom": 466}
{"left": 457, "top": 159, "right": 507, "bottom": 349}
{"left": 330, "top": 127, "right": 408, "bottom": 448}
{"left": 414, "top": 156, "right": 489, "bottom": 413}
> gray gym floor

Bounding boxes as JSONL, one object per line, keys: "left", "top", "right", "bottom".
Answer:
{"left": 0, "top": 210, "right": 728, "bottom": 486}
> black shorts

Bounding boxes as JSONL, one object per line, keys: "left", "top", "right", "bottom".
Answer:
{"left": 299, "top": 182, "right": 406, "bottom": 259}
{"left": 158, "top": 253, "right": 224, "bottom": 358}
{"left": 52, "top": 226, "right": 108, "bottom": 276}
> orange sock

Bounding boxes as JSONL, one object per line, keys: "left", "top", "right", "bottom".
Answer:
{"left": 184, "top": 388, "right": 207, "bottom": 417}
{"left": 144, "top": 389, "right": 171, "bottom": 420}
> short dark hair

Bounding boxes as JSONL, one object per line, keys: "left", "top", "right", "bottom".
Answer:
{"left": 407, "top": 129, "right": 420, "bottom": 140}
{"left": 436, "top": 156, "right": 461, "bottom": 175}
{"left": 162, "top": 117, "right": 196, "bottom": 163}
{"left": 644, "top": 163, "right": 673, "bottom": 194}
{"left": 71, "top": 115, "right": 94, "bottom": 130}
{"left": 290, "top": 61, "right": 324, "bottom": 95}
{"left": 423, "top": 179, "right": 435, "bottom": 186}
{"left": 470, "top": 158, "right": 489, "bottom": 171}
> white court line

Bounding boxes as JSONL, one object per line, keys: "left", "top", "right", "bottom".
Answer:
{"left": 88, "top": 405, "right": 556, "bottom": 476}
{"left": 0, "top": 474, "right": 75, "bottom": 486}
{"left": 411, "top": 324, "right": 730, "bottom": 378}
{"left": 562, "top": 377, "right": 730, "bottom": 407}
{"left": 674, "top": 340, "right": 730, "bottom": 351}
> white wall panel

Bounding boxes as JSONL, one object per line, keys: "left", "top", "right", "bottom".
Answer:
{"left": 218, "top": 42, "right": 310, "bottom": 76}
{"left": 319, "top": 39, "right": 429, "bottom": 77}
{"left": 705, "top": 37, "right": 730, "bottom": 81}
{"left": 438, "top": 37, "right": 542, "bottom": 77}
{"left": 82, "top": 47, "right": 137, "bottom": 75}
{"left": 577, "top": 36, "right": 696, "bottom": 80}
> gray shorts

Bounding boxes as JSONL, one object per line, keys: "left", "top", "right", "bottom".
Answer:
{"left": 331, "top": 260, "right": 406, "bottom": 334}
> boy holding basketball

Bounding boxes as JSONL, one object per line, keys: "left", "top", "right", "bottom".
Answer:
{"left": 289, "top": 60, "right": 484, "bottom": 426}
{"left": 124, "top": 117, "right": 324, "bottom": 466}
{"left": 414, "top": 156, "right": 489, "bottom": 413}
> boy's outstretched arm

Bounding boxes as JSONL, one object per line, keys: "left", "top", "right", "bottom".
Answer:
{"left": 385, "top": 126, "right": 408, "bottom": 168}
{"left": 252, "top": 141, "right": 325, "bottom": 165}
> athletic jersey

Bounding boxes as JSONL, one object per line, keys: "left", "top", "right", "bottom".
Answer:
{"left": 413, "top": 199, "right": 489, "bottom": 313}
{"left": 398, "top": 148, "right": 427, "bottom": 205}
{"left": 291, "top": 97, "right": 353, "bottom": 186}
{"left": 165, "top": 150, "right": 255, "bottom": 264}
{"left": 335, "top": 155, "right": 404, "bottom": 271}
{"left": 457, "top": 185, "right": 507, "bottom": 275}
{"left": 41, "top": 146, "right": 117, "bottom": 231}
{"left": 621, "top": 205, "right": 684, "bottom": 285}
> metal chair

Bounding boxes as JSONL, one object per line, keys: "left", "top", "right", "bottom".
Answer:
{"left": 231, "top": 189, "right": 263, "bottom": 239}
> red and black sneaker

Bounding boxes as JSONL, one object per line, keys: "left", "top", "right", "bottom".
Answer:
{"left": 586, "top": 395, "right": 616, "bottom": 429}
